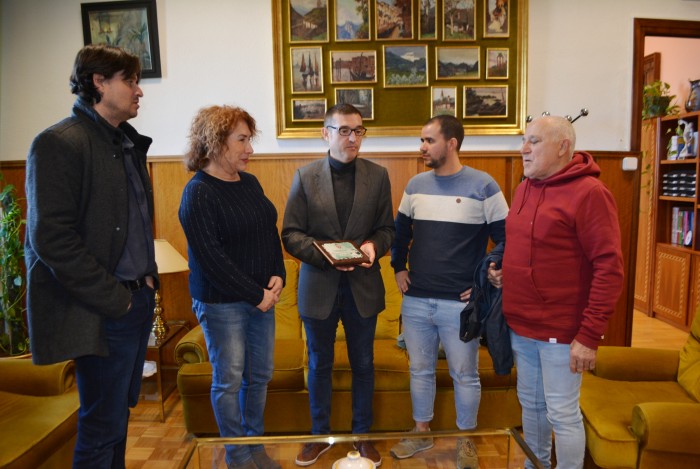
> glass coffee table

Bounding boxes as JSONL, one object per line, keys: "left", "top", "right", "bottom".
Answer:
{"left": 178, "top": 428, "right": 543, "bottom": 468}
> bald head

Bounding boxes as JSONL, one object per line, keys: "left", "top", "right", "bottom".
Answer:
{"left": 521, "top": 116, "right": 577, "bottom": 180}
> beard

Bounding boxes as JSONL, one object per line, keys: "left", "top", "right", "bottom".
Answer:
{"left": 424, "top": 152, "right": 447, "bottom": 168}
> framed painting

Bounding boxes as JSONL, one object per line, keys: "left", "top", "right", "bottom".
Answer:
{"left": 376, "top": 0, "right": 413, "bottom": 40}
{"left": 289, "top": 0, "right": 329, "bottom": 43}
{"left": 383, "top": 45, "right": 428, "bottom": 88}
{"left": 486, "top": 48, "right": 509, "bottom": 79}
{"left": 272, "top": 0, "right": 528, "bottom": 138}
{"left": 443, "top": 0, "right": 476, "bottom": 41}
{"left": 290, "top": 46, "right": 324, "bottom": 93}
{"left": 464, "top": 85, "right": 508, "bottom": 118}
{"left": 436, "top": 46, "right": 480, "bottom": 80}
{"left": 484, "top": 0, "right": 509, "bottom": 37}
{"left": 335, "top": 0, "right": 370, "bottom": 41}
{"left": 431, "top": 86, "right": 457, "bottom": 117}
{"left": 291, "top": 98, "right": 327, "bottom": 121}
{"left": 419, "top": 0, "right": 437, "bottom": 40}
{"left": 81, "top": 0, "right": 161, "bottom": 78}
{"left": 330, "top": 50, "right": 377, "bottom": 84}
{"left": 335, "top": 87, "right": 374, "bottom": 120}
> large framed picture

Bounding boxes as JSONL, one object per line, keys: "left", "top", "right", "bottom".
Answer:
{"left": 81, "top": 0, "right": 161, "bottom": 78}
{"left": 272, "top": 0, "right": 528, "bottom": 138}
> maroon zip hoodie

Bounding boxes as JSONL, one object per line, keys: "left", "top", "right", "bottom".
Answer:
{"left": 502, "top": 151, "right": 624, "bottom": 349}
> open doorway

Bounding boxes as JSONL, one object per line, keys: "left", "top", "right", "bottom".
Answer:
{"left": 630, "top": 19, "right": 700, "bottom": 342}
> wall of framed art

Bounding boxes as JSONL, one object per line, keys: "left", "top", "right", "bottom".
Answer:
{"left": 273, "top": 0, "right": 528, "bottom": 138}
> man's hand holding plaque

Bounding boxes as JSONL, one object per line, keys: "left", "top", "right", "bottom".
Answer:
{"left": 312, "top": 240, "right": 371, "bottom": 269}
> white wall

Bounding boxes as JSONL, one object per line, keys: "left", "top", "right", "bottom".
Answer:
{"left": 645, "top": 36, "right": 700, "bottom": 109}
{"left": 1, "top": 0, "right": 700, "bottom": 161}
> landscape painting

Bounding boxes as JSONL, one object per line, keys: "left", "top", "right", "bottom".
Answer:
{"left": 436, "top": 46, "right": 479, "bottom": 80}
{"left": 431, "top": 86, "right": 457, "bottom": 117}
{"left": 335, "top": 88, "right": 374, "bottom": 120}
{"left": 290, "top": 47, "right": 324, "bottom": 93}
{"left": 383, "top": 45, "right": 428, "bottom": 88}
{"left": 464, "top": 85, "right": 507, "bottom": 118}
{"left": 330, "top": 50, "right": 377, "bottom": 83}
{"left": 376, "top": 0, "right": 413, "bottom": 40}
{"left": 292, "top": 98, "right": 327, "bottom": 121}
{"left": 486, "top": 48, "right": 508, "bottom": 79}
{"left": 419, "top": 0, "right": 437, "bottom": 39}
{"left": 289, "top": 0, "right": 328, "bottom": 42}
{"left": 443, "top": 0, "right": 476, "bottom": 41}
{"left": 485, "top": 0, "right": 509, "bottom": 37}
{"left": 335, "top": 0, "right": 370, "bottom": 41}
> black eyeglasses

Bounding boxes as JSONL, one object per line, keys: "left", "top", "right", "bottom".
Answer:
{"left": 326, "top": 125, "right": 367, "bottom": 137}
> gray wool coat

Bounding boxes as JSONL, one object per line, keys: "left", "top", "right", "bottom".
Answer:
{"left": 24, "top": 98, "right": 158, "bottom": 365}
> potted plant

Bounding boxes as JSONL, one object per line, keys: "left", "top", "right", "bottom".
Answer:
{"left": 642, "top": 80, "right": 679, "bottom": 120}
{"left": 0, "top": 175, "right": 29, "bottom": 356}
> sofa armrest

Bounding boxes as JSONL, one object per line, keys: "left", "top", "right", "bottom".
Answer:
{"left": 592, "top": 346, "right": 679, "bottom": 381}
{"left": 631, "top": 402, "right": 700, "bottom": 455}
{"left": 175, "top": 325, "right": 209, "bottom": 365}
{"left": 0, "top": 358, "right": 75, "bottom": 396}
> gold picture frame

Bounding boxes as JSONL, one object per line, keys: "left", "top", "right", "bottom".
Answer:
{"left": 273, "top": 0, "right": 528, "bottom": 138}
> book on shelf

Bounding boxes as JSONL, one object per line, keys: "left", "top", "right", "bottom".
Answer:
{"left": 671, "top": 206, "right": 694, "bottom": 247}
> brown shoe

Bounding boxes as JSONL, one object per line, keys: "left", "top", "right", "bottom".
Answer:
{"left": 354, "top": 441, "right": 382, "bottom": 467}
{"left": 295, "top": 442, "right": 332, "bottom": 466}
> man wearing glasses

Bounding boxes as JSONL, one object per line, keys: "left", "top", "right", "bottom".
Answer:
{"left": 283, "top": 104, "right": 395, "bottom": 467}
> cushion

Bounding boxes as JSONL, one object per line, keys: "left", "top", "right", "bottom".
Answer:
{"left": 276, "top": 259, "right": 301, "bottom": 340}
{"left": 678, "top": 312, "right": 700, "bottom": 401}
{"left": 580, "top": 373, "right": 696, "bottom": 468}
{"left": 270, "top": 338, "right": 305, "bottom": 391}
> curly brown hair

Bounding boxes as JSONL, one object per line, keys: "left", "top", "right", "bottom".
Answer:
{"left": 184, "top": 105, "right": 257, "bottom": 172}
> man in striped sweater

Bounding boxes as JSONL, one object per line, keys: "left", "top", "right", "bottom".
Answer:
{"left": 390, "top": 115, "right": 509, "bottom": 469}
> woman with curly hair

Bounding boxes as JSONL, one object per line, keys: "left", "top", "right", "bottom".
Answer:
{"left": 179, "top": 105, "right": 285, "bottom": 469}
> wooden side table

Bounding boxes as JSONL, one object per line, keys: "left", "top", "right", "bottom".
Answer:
{"left": 141, "top": 322, "right": 188, "bottom": 421}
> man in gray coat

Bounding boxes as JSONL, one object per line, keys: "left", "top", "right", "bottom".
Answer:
{"left": 282, "top": 104, "right": 394, "bottom": 467}
{"left": 24, "top": 45, "right": 157, "bottom": 468}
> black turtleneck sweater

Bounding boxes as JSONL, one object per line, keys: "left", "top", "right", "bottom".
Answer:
{"left": 329, "top": 155, "right": 356, "bottom": 234}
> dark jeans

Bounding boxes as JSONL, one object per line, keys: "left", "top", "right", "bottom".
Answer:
{"left": 302, "top": 278, "right": 377, "bottom": 434}
{"left": 73, "top": 285, "right": 155, "bottom": 469}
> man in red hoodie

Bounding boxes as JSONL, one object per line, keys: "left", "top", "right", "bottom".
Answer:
{"left": 490, "top": 116, "right": 624, "bottom": 469}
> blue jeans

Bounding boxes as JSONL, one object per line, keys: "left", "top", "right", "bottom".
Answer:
{"left": 510, "top": 331, "right": 584, "bottom": 469}
{"left": 73, "top": 285, "right": 155, "bottom": 469}
{"left": 401, "top": 295, "right": 480, "bottom": 430}
{"left": 302, "top": 279, "right": 377, "bottom": 434}
{"left": 193, "top": 299, "right": 275, "bottom": 466}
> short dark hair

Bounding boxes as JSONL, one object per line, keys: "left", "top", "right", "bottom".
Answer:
{"left": 425, "top": 115, "right": 465, "bottom": 151}
{"left": 184, "top": 105, "right": 258, "bottom": 172}
{"left": 324, "top": 103, "right": 362, "bottom": 126}
{"left": 69, "top": 45, "right": 141, "bottom": 104}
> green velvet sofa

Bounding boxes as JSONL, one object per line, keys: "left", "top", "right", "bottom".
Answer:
{"left": 0, "top": 358, "right": 79, "bottom": 469}
{"left": 580, "top": 312, "right": 700, "bottom": 468}
{"left": 175, "top": 257, "right": 521, "bottom": 435}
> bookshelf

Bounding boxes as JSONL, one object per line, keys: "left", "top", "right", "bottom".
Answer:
{"left": 649, "top": 110, "right": 700, "bottom": 330}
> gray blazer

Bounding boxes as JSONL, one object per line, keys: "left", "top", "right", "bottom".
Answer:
{"left": 282, "top": 156, "right": 394, "bottom": 319}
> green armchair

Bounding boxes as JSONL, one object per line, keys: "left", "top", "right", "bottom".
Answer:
{"left": 580, "top": 312, "right": 700, "bottom": 468}
{"left": 0, "top": 358, "right": 79, "bottom": 469}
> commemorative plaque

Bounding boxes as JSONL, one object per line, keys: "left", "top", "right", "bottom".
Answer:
{"left": 312, "top": 240, "right": 370, "bottom": 267}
